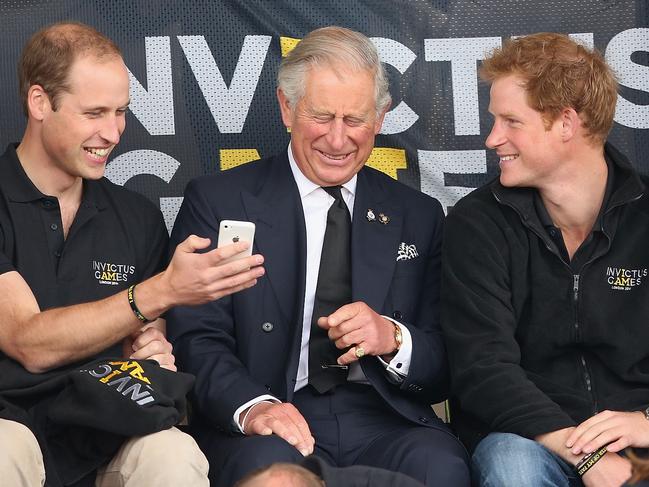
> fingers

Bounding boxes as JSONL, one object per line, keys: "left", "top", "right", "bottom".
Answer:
{"left": 605, "top": 438, "right": 631, "bottom": 453}
{"left": 166, "top": 234, "right": 268, "bottom": 307}
{"left": 130, "top": 326, "right": 167, "bottom": 351}
{"left": 145, "top": 353, "right": 177, "bottom": 371}
{"left": 206, "top": 241, "right": 253, "bottom": 264}
{"left": 337, "top": 343, "right": 368, "bottom": 366}
{"left": 128, "top": 327, "right": 176, "bottom": 370}
{"left": 567, "top": 410, "right": 649, "bottom": 455}
{"left": 202, "top": 261, "right": 265, "bottom": 301}
{"left": 332, "top": 329, "right": 364, "bottom": 350}
{"left": 318, "top": 302, "right": 362, "bottom": 332}
{"left": 244, "top": 402, "right": 315, "bottom": 456}
{"left": 318, "top": 302, "right": 396, "bottom": 359}
{"left": 209, "top": 253, "right": 265, "bottom": 281}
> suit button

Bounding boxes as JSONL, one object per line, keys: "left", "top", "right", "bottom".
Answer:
{"left": 419, "top": 417, "right": 429, "bottom": 423}
{"left": 265, "top": 384, "right": 271, "bottom": 391}
{"left": 392, "top": 310, "right": 403, "bottom": 320}
{"left": 261, "top": 322, "right": 273, "bottom": 332}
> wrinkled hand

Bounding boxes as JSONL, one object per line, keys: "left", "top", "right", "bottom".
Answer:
{"left": 125, "top": 326, "right": 176, "bottom": 371}
{"left": 163, "top": 235, "right": 265, "bottom": 306}
{"left": 241, "top": 402, "right": 314, "bottom": 456}
{"left": 317, "top": 302, "right": 397, "bottom": 366}
{"left": 567, "top": 410, "right": 649, "bottom": 455}
{"left": 581, "top": 453, "right": 632, "bottom": 487}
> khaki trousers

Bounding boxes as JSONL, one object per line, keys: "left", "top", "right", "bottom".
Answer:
{"left": 0, "top": 419, "right": 209, "bottom": 486}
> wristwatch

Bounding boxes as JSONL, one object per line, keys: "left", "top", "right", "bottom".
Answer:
{"left": 393, "top": 323, "right": 403, "bottom": 352}
{"left": 644, "top": 406, "right": 649, "bottom": 421}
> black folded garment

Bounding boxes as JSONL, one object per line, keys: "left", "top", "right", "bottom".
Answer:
{"left": 0, "top": 357, "right": 194, "bottom": 487}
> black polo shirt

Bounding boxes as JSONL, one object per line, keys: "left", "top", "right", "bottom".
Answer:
{"left": 0, "top": 143, "right": 169, "bottom": 357}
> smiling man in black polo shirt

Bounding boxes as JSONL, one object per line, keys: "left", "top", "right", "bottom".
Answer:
{"left": 0, "top": 22, "right": 265, "bottom": 486}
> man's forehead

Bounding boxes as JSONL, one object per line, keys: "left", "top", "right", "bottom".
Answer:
{"left": 489, "top": 77, "right": 533, "bottom": 111}
{"left": 60, "top": 56, "right": 129, "bottom": 106}
{"left": 300, "top": 66, "right": 376, "bottom": 112}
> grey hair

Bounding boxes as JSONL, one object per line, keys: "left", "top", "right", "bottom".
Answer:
{"left": 277, "top": 26, "right": 391, "bottom": 117}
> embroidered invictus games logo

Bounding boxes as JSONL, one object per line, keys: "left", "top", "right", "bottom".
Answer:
{"left": 606, "top": 266, "right": 647, "bottom": 291}
{"left": 93, "top": 260, "right": 135, "bottom": 286}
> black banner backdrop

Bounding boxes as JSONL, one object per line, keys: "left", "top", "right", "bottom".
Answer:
{"left": 0, "top": 0, "right": 647, "bottom": 231}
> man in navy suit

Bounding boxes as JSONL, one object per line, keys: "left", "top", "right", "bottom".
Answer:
{"left": 167, "top": 26, "right": 469, "bottom": 487}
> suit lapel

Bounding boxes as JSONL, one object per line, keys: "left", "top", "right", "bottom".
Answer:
{"left": 351, "top": 168, "right": 402, "bottom": 311}
{"left": 241, "top": 154, "right": 307, "bottom": 328}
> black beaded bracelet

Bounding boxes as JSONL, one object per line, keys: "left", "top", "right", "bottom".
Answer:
{"left": 127, "top": 284, "right": 153, "bottom": 324}
{"left": 576, "top": 446, "right": 608, "bottom": 477}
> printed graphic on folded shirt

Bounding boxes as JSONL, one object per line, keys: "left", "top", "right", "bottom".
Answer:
{"left": 81, "top": 359, "right": 155, "bottom": 405}
{"left": 48, "top": 358, "right": 195, "bottom": 436}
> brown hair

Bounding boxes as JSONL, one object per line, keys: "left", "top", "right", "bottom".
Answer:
{"left": 18, "top": 21, "right": 122, "bottom": 115}
{"left": 480, "top": 32, "right": 618, "bottom": 144}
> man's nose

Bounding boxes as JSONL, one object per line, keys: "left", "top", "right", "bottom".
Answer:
{"left": 485, "top": 122, "right": 505, "bottom": 149}
{"left": 99, "top": 115, "right": 124, "bottom": 145}
{"left": 325, "top": 118, "right": 347, "bottom": 151}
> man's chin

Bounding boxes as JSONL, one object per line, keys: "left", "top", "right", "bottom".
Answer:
{"left": 82, "top": 166, "right": 108, "bottom": 181}
{"left": 499, "top": 173, "right": 520, "bottom": 188}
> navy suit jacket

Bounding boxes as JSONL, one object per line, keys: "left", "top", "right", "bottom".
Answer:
{"left": 167, "top": 153, "right": 449, "bottom": 433}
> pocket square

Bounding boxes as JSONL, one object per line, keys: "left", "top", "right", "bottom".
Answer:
{"left": 396, "top": 242, "right": 419, "bottom": 261}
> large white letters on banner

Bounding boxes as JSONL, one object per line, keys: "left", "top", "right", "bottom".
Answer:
{"left": 178, "top": 35, "right": 271, "bottom": 133}
{"left": 418, "top": 150, "right": 487, "bottom": 213}
{"left": 424, "top": 37, "right": 501, "bottom": 136}
{"left": 128, "top": 36, "right": 175, "bottom": 136}
{"left": 607, "top": 28, "right": 649, "bottom": 129}
{"left": 371, "top": 37, "right": 419, "bottom": 135}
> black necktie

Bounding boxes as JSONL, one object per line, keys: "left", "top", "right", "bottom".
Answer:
{"left": 308, "top": 186, "right": 352, "bottom": 393}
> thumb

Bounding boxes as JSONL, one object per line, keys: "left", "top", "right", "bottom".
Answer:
{"left": 176, "top": 234, "right": 211, "bottom": 253}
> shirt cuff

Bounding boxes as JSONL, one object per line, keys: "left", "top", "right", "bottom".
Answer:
{"left": 377, "top": 316, "right": 412, "bottom": 382}
{"left": 233, "top": 394, "right": 280, "bottom": 433}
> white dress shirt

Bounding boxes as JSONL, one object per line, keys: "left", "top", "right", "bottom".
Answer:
{"left": 233, "top": 145, "right": 413, "bottom": 432}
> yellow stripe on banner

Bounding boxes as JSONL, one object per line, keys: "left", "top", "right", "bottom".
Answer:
{"left": 280, "top": 36, "right": 301, "bottom": 57}
{"left": 279, "top": 37, "right": 301, "bottom": 133}
{"left": 219, "top": 149, "right": 261, "bottom": 171}
{"left": 366, "top": 148, "right": 407, "bottom": 180}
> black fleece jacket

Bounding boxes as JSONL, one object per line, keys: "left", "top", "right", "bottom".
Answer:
{"left": 441, "top": 144, "right": 649, "bottom": 452}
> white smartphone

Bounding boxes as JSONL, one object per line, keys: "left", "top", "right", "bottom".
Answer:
{"left": 217, "top": 220, "right": 256, "bottom": 264}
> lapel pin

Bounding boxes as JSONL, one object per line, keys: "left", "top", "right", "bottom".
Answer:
{"left": 366, "top": 209, "right": 376, "bottom": 222}
{"left": 378, "top": 213, "right": 390, "bottom": 225}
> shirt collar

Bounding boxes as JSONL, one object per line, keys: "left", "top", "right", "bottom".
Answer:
{"left": 1, "top": 142, "right": 107, "bottom": 210}
{"left": 1, "top": 143, "right": 45, "bottom": 203}
{"left": 286, "top": 142, "right": 357, "bottom": 200}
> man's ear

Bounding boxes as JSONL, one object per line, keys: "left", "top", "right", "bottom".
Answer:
{"left": 560, "top": 107, "right": 581, "bottom": 142}
{"left": 276, "top": 88, "right": 293, "bottom": 129}
{"left": 26, "top": 85, "right": 51, "bottom": 121}
{"left": 374, "top": 102, "right": 390, "bottom": 135}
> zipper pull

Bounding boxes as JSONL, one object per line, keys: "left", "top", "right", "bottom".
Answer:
{"left": 573, "top": 274, "right": 580, "bottom": 301}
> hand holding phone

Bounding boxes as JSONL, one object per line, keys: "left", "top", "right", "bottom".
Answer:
{"left": 217, "top": 220, "right": 256, "bottom": 264}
